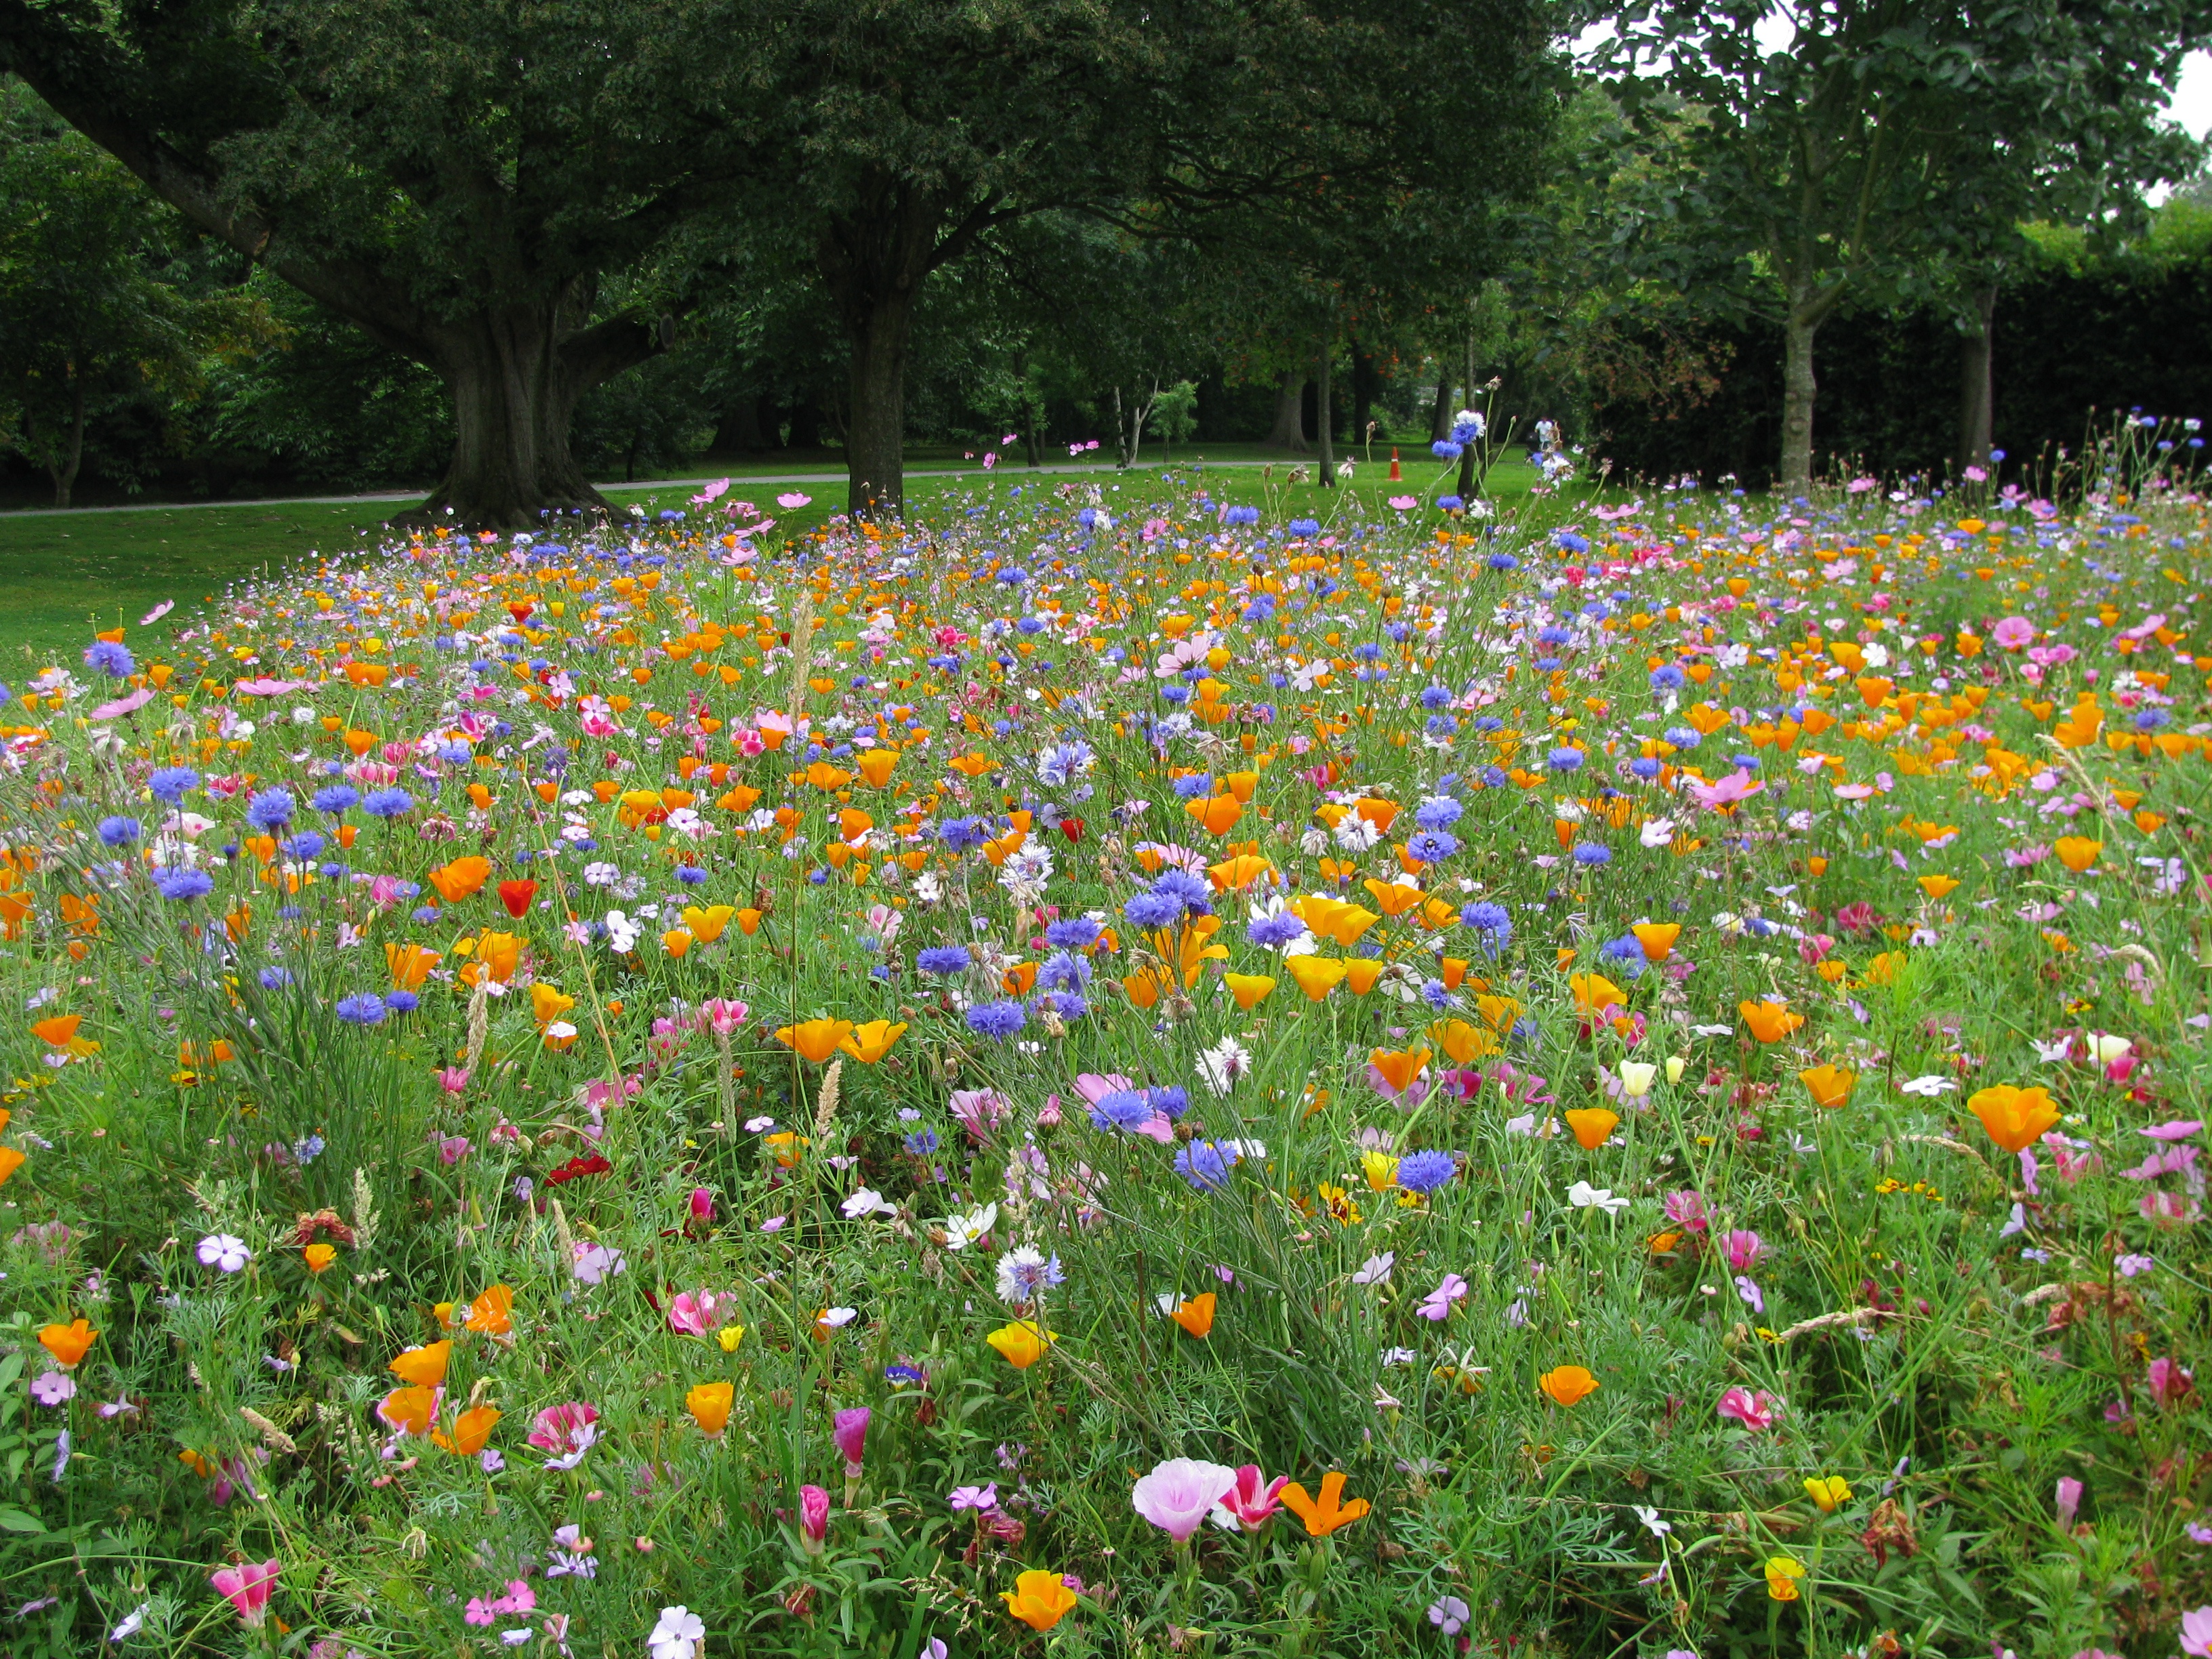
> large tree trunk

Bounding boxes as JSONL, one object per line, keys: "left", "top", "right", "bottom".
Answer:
{"left": 1315, "top": 343, "right": 1335, "bottom": 488}
{"left": 1350, "top": 337, "right": 1378, "bottom": 451}
{"left": 1956, "top": 283, "right": 1998, "bottom": 476}
{"left": 1429, "top": 375, "right": 1452, "bottom": 442}
{"left": 819, "top": 178, "right": 987, "bottom": 522}
{"left": 842, "top": 289, "right": 915, "bottom": 518}
{"left": 1779, "top": 294, "right": 1822, "bottom": 497}
{"left": 405, "top": 295, "right": 665, "bottom": 529}
{"left": 1265, "top": 367, "right": 1309, "bottom": 452}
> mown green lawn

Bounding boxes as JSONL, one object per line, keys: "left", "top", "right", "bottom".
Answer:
{"left": 0, "top": 447, "right": 1553, "bottom": 668}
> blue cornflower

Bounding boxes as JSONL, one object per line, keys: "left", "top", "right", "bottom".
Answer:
{"left": 1629, "top": 756, "right": 1662, "bottom": 779}
{"left": 937, "top": 816, "right": 987, "bottom": 853}
{"left": 1248, "top": 911, "right": 1308, "bottom": 949}
{"left": 1437, "top": 494, "right": 1465, "bottom": 511}
{"left": 148, "top": 767, "right": 199, "bottom": 804}
{"left": 916, "top": 945, "right": 974, "bottom": 975}
{"left": 1487, "top": 552, "right": 1519, "bottom": 571}
{"left": 280, "top": 832, "right": 326, "bottom": 861}
{"left": 333, "top": 994, "right": 388, "bottom": 1025}
{"left": 674, "top": 865, "right": 708, "bottom": 885}
{"left": 362, "top": 788, "right": 414, "bottom": 819}
{"left": 1043, "top": 916, "right": 1103, "bottom": 950}
{"left": 1174, "top": 1141, "right": 1236, "bottom": 1192}
{"left": 965, "top": 1001, "right": 1027, "bottom": 1040}
{"left": 1407, "top": 829, "right": 1459, "bottom": 863}
{"left": 1038, "top": 951, "right": 1092, "bottom": 992}
{"left": 383, "top": 989, "right": 420, "bottom": 1014}
{"left": 1151, "top": 869, "right": 1210, "bottom": 911}
{"left": 1171, "top": 773, "right": 1215, "bottom": 800}
{"left": 1663, "top": 726, "right": 1700, "bottom": 750}
{"left": 258, "top": 966, "right": 294, "bottom": 989}
{"left": 903, "top": 1129, "right": 941, "bottom": 1156}
{"left": 1090, "top": 1090, "right": 1155, "bottom": 1133}
{"left": 1572, "top": 843, "right": 1612, "bottom": 867}
{"left": 1414, "top": 796, "right": 1463, "bottom": 830}
{"left": 1149, "top": 1086, "right": 1190, "bottom": 1121}
{"left": 98, "top": 816, "right": 141, "bottom": 847}
{"left": 1124, "top": 891, "right": 1183, "bottom": 929}
{"left": 312, "top": 785, "right": 359, "bottom": 815}
{"left": 1396, "top": 1150, "right": 1457, "bottom": 1194}
{"left": 1547, "top": 747, "right": 1584, "bottom": 773}
{"left": 1223, "top": 505, "right": 1260, "bottom": 527}
{"left": 1288, "top": 518, "right": 1321, "bottom": 538}
{"left": 83, "top": 640, "right": 134, "bottom": 678}
{"left": 245, "top": 790, "right": 295, "bottom": 831}
{"left": 152, "top": 867, "right": 213, "bottom": 901}
{"left": 1649, "top": 664, "right": 1686, "bottom": 691}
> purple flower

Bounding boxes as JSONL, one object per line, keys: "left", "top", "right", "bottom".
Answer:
{"left": 1428, "top": 1595, "right": 1471, "bottom": 1635}
{"left": 30, "top": 1371, "right": 75, "bottom": 1408}
{"left": 1174, "top": 1140, "right": 1235, "bottom": 1191}
{"left": 949, "top": 1483, "right": 999, "bottom": 1513}
{"left": 334, "top": 994, "right": 387, "bottom": 1026}
{"left": 1417, "top": 1273, "right": 1468, "bottom": 1321}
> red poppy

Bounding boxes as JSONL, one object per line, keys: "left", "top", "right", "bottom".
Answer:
{"left": 546, "top": 1153, "right": 613, "bottom": 1185}
{"left": 498, "top": 880, "right": 538, "bottom": 919}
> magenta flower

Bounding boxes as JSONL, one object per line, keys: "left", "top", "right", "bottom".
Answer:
{"left": 799, "top": 1483, "right": 831, "bottom": 1554}
{"left": 1131, "top": 1457, "right": 1239, "bottom": 1543}
{"left": 527, "top": 1401, "right": 600, "bottom": 1469}
{"left": 436, "top": 1067, "right": 470, "bottom": 1094}
{"left": 1716, "top": 1387, "right": 1779, "bottom": 1431}
{"left": 2147, "top": 1356, "right": 2195, "bottom": 1407}
{"left": 949, "top": 1483, "right": 998, "bottom": 1513}
{"left": 2055, "top": 1476, "right": 2083, "bottom": 1529}
{"left": 688, "top": 1187, "right": 716, "bottom": 1223}
{"left": 948, "top": 1088, "right": 1012, "bottom": 1141}
{"left": 1663, "top": 1190, "right": 1710, "bottom": 1233}
{"left": 437, "top": 1134, "right": 471, "bottom": 1165}
{"left": 2182, "top": 1606, "right": 2212, "bottom": 1659}
{"left": 834, "top": 1407, "right": 871, "bottom": 1476}
{"left": 699, "top": 997, "right": 750, "bottom": 1036}
{"left": 1992, "top": 615, "right": 2035, "bottom": 651}
{"left": 1208, "top": 1464, "right": 1289, "bottom": 1532}
{"left": 209, "top": 1559, "right": 280, "bottom": 1627}
{"left": 1720, "top": 1229, "right": 1767, "bottom": 1271}
{"left": 667, "top": 1290, "right": 724, "bottom": 1336}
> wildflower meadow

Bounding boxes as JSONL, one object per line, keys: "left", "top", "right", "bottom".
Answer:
{"left": 2, "top": 432, "right": 2211, "bottom": 1659}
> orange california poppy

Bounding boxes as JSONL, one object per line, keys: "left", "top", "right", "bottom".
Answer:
{"left": 389, "top": 1340, "right": 451, "bottom": 1389}
{"left": 1168, "top": 1292, "right": 1216, "bottom": 1338}
{"left": 37, "top": 1318, "right": 96, "bottom": 1368}
{"left": 1967, "top": 1084, "right": 2060, "bottom": 1153}
{"left": 1563, "top": 1108, "right": 1619, "bottom": 1150}
{"left": 1538, "top": 1364, "right": 1600, "bottom": 1408}
{"left": 1739, "top": 1000, "right": 1804, "bottom": 1044}
{"left": 1279, "top": 1471, "right": 1370, "bottom": 1537}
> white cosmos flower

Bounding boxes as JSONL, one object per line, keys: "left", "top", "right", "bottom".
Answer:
{"left": 1898, "top": 1074, "right": 1955, "bottom": 1097}
{"left": 840, "top": 1187, "right": 896, "bottom": 1219}
{"left": 1639, "top": 817, "right": 1677, "bottom": 849}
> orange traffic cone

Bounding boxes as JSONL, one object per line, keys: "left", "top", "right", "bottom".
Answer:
{"left": 1387, "top": 448, "right": 1401, "bottom": 480}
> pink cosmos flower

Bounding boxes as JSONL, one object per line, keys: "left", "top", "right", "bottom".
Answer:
{"left": 1131, "top": 1458, "right": 1240, "bottom": 1542}
{"left": 209, "top": 1559, "right": 280, "bottom": 1626}
{"left": 1687, "top": 770, "right": 1764, "bottom": 811}
{"left": 1209, "top": 1464, "right": 1290, "bottom": 1532}
{"left": 949, "top": 1088, "right": 1012, "bottom": 1141}
{"left": 1716, "top": 1387, "right": 1778, "bottom": 1431}
{"left": 1992, "top": 616, "right": 2035, "bottom": 651}
{"left": 2182, "top": 1606, "right": 2212, "bottom": 1658}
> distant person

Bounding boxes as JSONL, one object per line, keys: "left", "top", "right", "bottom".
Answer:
{"left": 1535, "top": 416, "right": 1561, "bottom": 455}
